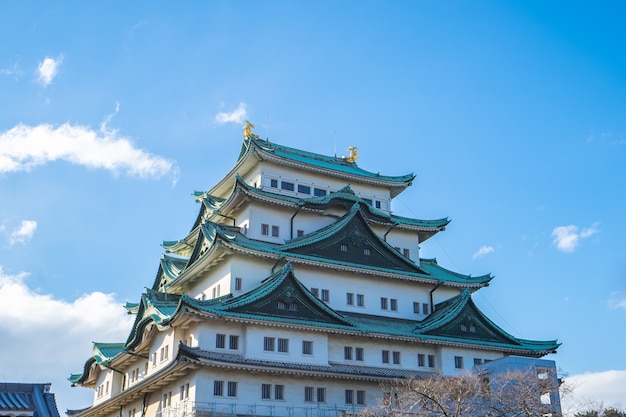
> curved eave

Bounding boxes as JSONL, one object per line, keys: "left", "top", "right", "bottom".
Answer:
{"left": 419, "top": 258, "right": 492, "bottom": 286}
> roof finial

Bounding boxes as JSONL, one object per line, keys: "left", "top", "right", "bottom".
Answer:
{"left": 343, "top": 146, "right": 359, "bottom": 163}
{"left": 243, "top": 120, "right": 259, "bottom": 140}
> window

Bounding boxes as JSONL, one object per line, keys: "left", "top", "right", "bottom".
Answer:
{"left": 160, "top": 345, "right": 169, "bottom": 361}
{"left": 454, "top": 356, "right": 464, "bottom": 369}
{"left": 474, "top": 358, "right": 483, "bottom": 366}
{"left": 277, "top": 338, "right": 289, "bottom": 353}
{"left": 162, "top": 392, "right": 171, "bottom": 408}
{"left": 311, "top": 287, "right": 319, "bottom": 297}
{"left": 357, "top": 390, "right": 366, "bottom": 405}
{"left": 357, "top": 294, "right": 364, "bottom": 306}
{"left": 214, "top": 381, "right": 224, "bottom": 396}
{"left": 340, "top": 243, "right": 348, "bottom": 252}
{"left": 363, "top": 247, "right": 371, "bottom": 256}
{"left": 363, "top": 198, "right": 373, "bottom": 206}
{"left": 235, "top": 277, "right": 242, "bottom": 291}
{"left": 229, "top": 335, "right": 239, "bottom": 350}
{"left": 261, "top": 224, "right": 269, "bottom": 235}
{"left": 393, "top": 351, "right": 401, "bottom": 364}
{"left": 469, "top": 325, "right": 476, "bottom": 333}
{"left": 413, "top": 302, "right": 420, "bottom": 314}
{"left": 302, "top": 340, "right": 313, "bottom": 355}
{"left": 428, "top": 354, "right": 435, "bottom": 368}
{"left": 380, "top": 297, "right": 388, "bottom": 310}
{"left": 227, "top": 381, "right": 238, "bottom": 397}
{"left": 344, "top": 346, "right": 353, "bottom": 360}
{"left": 317, "top": 387, "right": 326, "bottom": 403}
{"left": 345, "top": 389, "right": 354, "bottom": 404}
{"left": 346, "top": 292, "right": 354, "bottom": 305}
{"left": 274, "top": 384, "right": 284, "bottom": 400}
{"left": 375, "top": 201, "right": 381, "bottom": 209}
{"left": 461, "top": 323, "right": 468, "bottom": 332}
{"left": 382, "top": 350, "right": 390, "bottom": 363}
{"left": 321, "top": 289, "right": 330, "bottom": 302}
{"left": 262, "top": 384, "right": 271, "bottom": 399}
{"left": 355, "top": 347, "right": 364, "bottom": 361}
{"left": 403, "top": 248, "right": 410, "bottom": 258}
{"left": 129, "top": 409, "right": 136, "bottom": 417}
{"left": 180, "top": 383, "right": 189, "bottom": 400}
{"left": 264, "top": 337, "right": 275, "bottom": 352}
{"left": 304, "top": 387, "right": 314, "bottom": 402}
{"left": 216, "top": 334, "right": 226, "bottom": 349}
{"left": 297, "top": 229, "right": 305, "bottom": 237}
{"left": 418, "top": 353, "right": 425, "bottom": 367}
{"left": 151, "top": 352, "right": 157, "bottom": 367}
{"left": 281, "top": 181, "right": 294, "bottom": 191}
{"left": 298, "top": 184, "right": 311, "bottom": 194}
{"left": 390, "top": 298, "right": 398, "bottom": 311}
{"left": 271, "top": 225, "right": 280, "bottom": 237}
{"left": 270, "top": 179, "right": 278, "bottom": 188}
{"left": 423, "top": 303, "right": 430, "bottom": 315}
{"left": 313, "top": 188, "right": 327, "bottom": 197}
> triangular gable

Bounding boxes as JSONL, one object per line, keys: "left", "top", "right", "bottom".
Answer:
{"left": 282, "top": 204, "right": 426, "bottom": 274}
{"left": 415, "top": 290, "right": 520, "bottom": 345}
{"left": 216, "top": 263, "right": 353, "bottom": 326}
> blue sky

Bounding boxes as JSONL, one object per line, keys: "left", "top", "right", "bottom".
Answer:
{"left": 1, "top": 1, "right": 625, "bottom": 414}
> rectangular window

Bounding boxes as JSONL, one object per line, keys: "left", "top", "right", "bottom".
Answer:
{"left": 357, "top": 390, "right": 365, "bottom": 405}
{"left": 180, "top": 384, "right": 189, "bottom": 400}
{"left": 393, "top": 351, "right": 401, "bottom": 364}
{"left": 264, "top": 337, "right": 275, "bottom": 352}
{"left": 428, "top": 354, "right": 435, "bottom": 368}
{"left": 321, "top": 289, "right": 330, "bottom": 302}
{"left": 229, "top": 335, "right": 239, "bottom": 350}
{"left": 281, "top": 181, "right": 294, "bottom": 191}
{"left": 297, "top": 229, "right": 305, "bottom": 237}
{"left": 346, "top": 292, "right": 354, "bottom": 305}
{"left": 271, "top": 225, "right": 280, "bottom": 237}
{"left": 344, "top": 346, "right": 353, "bottom": 360}
{"left": 227, "top": 381, "right": 237, "bottom": 397}
{"left": 262, "top": 384, "right": 271, "bottom": 399}
{"left": 302, "top": 340, "right": 313, "bottom": 355}
{"left": 380, "top": 297, "right": 388, "bottom": 310}
{"left": 375, "top": 201, "right": 381, "bottom": 209}
{"left": 357, "top": 294, "right": 364, "bottom": 306}
{"left": 474, "top": 358, "right": 483, "bottom": 366}
{"left": 413, "top": 302, "right": 420, "bottom": 314}
{"left": 313, "top": 188, "right": 327, "bottom": 197}
{"left": 317, "top": 387, "right": 326, "bottom": 403}
{"left": 297, "top": 184, "right": 311, "bottom": 194}
{"left": 382, "top": 350, "right": 390, "bottom": 364}
{"left": 390, "top": 298, "right": 398, "bottom": 311}
{"left": 261, "top": 224, "right": 269, "bottom": 235}
{"left": 363, "top": 247, "right": 371, "bottom": 256}
{"left": 455, "top": 356, "right": 464, "bottom": 369}
{"left": 277, "top": 338, "right": 289, "bottom": 353}
{"left": 214, "top": 381, "right": 224, "bottom": 396}
{"left": 235, "top": 277, "right": 242, "bottom": 290}
{"left": 418, "top": 353, "right": 425, "bottom": 367}
{"left": 403, "top": 248, "right": 410, "bottom": 258}
{"left": 216, "top": 333, "right": 226, "bottom": 349}
{"left": 304, "top": 387, "right": 314, "bottom": 402}
{"left": 423, "top": 303, "right": 430, "bottom": 315}
{"left": 340, "top": 243, "right": 348, "bottom": 252}
{"left": 311, "top": 287, "right": 319, "bottom": 297}
{"left": 355, "top": 347, "right": 364, "bottom": 361}
{"left": 274, "top": 384, "right": 284, "bottom": 400}
{"left": 345, "top": 389, "right": 354, "bottom": 405}
{"left": 151, "top": 352, "right": 157, "bottom": 367}
{"left": 270, "top": 179, "right": 278, "bottom": 188}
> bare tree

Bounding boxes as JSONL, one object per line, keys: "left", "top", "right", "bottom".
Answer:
{"left": 363, "top": 368, "right": 563, "bottom": 417}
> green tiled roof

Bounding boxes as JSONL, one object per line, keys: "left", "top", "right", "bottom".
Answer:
{"left": 240, "top": 136, "right": 415, "bottom": 185}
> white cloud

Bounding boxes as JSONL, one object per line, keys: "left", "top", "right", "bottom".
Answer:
{"left": 0, "top": 266, "right": 133, "bottom": 412}
{"left": 0, "top": 122, "right": 176, "bottom": 179}
{"left": 9, "top": 220, "right": 37, "bottom": 246}
{"left": 551, "top": 222, "right": 599, "bottom": 253}
{"left": 37, "top": 56, "right": 63, "bottom": 86}
{"left": 472, "top": 245, "right": 494, "bottom": 260}
{"left": 608, "top": 292, "right": 626, "bottom": 310}
{"left": 215, "top": 102, "right": 248, "bottom": 124}
{"left": 561, "top": 369, "right": 626, "bottom": 415}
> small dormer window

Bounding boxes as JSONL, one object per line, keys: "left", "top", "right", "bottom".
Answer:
{"left": 363, "top": 248, "right": 371, "bottom": 256}
{"left": 460, "top": 324, "right": 468, "bottom": 332}
{"left": 340, "top": 243, "right": 348, "bottom": 252}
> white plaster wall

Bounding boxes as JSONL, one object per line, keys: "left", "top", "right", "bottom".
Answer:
{"left": 244, "top": 325, "right": 329, "bottom": 365}
{"left": 147, "top": 328, "right": 176, "bottom": 376}
{"left": 187, "top": 262, "right": 232, "bottom": 300}
{"left": 439, "top": 346, "right": 504, "bottom": 376}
